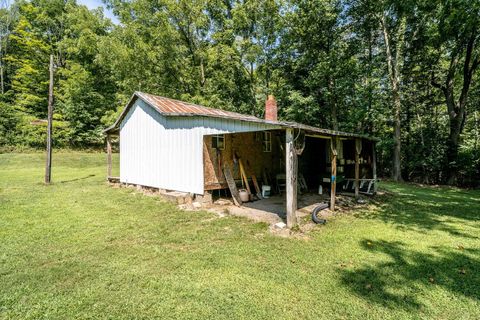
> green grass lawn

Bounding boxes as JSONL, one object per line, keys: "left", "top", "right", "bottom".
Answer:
{"left": 1, "top": 152, "right": 479, "bottom": 319}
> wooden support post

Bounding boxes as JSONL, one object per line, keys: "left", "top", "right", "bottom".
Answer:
{"left": 45, "top": 54, "right": 54, "bottom": 184}
{"left": 285, "top": 128, "right": 297, "bottom": 228}
{"left": 330, "top": 137, "right": 338, "bottom": 211}
{"left": 372, "top": 142, "right": 377, "bottom": 194}
{"left": 354, "top": 138, "right": 362, "bottom": 198}
{"left": 106, "top": 134, "right": 112, "bottom": 178}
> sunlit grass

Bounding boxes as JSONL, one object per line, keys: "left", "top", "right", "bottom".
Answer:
{"left": 1, "top": 152, "right": 479, "bottom": 319}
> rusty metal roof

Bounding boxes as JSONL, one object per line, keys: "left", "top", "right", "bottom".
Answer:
{"left": 136, "top": 92, "right": 261, "bottom": 122}
{"left": 105, "top": 91, "right": 378, "bottom": 141}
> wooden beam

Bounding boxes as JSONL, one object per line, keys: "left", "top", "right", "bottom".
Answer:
{"left": 106, "top": 134, "right": 112, "bottom": 178}
{"left": 285, "top": 128, "right": 297, "bottom": 228}
{"left": 305, "top": 134, "right": 331, "bottom": 140}
{"left": 354, "top": 138, "right": 362, "bottom": 198}
{"left": 330, "top": 137, "right": 338, "bottom": 211}
{"left": 372, "top": 142, "right": 378, "bottom": 194}
{"left": 245, "top": 160, "right": 262, "bottom": 199}
{"left": 204, "top": 182, "right": 228, "bottom": 191}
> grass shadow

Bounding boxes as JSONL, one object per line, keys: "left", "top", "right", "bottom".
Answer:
{"left": 357, "top": 182, "right": 480, "bottom": 237}
{"left": 339, "top": 239, "right": 480, "bottom": 311}
{"left": 59, "top": 174, "right": 96, "bottom": 183}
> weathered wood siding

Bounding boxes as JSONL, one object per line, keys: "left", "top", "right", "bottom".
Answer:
{"left": 119, "top": 98, "right": 277, "bottom": 194}
{"left": 203, "top": 131, "right": 284, "bottom": 190}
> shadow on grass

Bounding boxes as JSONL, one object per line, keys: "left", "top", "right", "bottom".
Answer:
{"left": 339, "top": 239, "right": 480, "bottom": 311}
{"left": 357, "top": 183, "right": 480, "bottom": 237}
{"left": 59, "top": 174, "right": 96, "bottom": 183}
{"left": 339, "top": 183, "right": 480, "bottom": 310}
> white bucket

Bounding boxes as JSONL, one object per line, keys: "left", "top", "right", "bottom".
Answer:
{"left": 262, "top": 185, "right": 271, "bottom": 198}
{"left": 238, "top": 189, "right": 249, "bottom": 202}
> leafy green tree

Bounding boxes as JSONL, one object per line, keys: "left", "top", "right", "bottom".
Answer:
{"left": 5, "top": 3, "right": 49, "bottom": 117}
{"left": 274, "top": 0, "right": 360, "bottom": 130}
{"left": 56, "top": 3, "right": 116, "bottom": 145}
{"left": 0, "top": 0, "right": 478, "bottom": 185}
{"left": 430, "top": 0, "right": 480, "bottom": 184}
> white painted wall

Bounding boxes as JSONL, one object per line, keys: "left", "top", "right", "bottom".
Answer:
{"left": 119, "top": 98, "right": 277, "bottom": 194}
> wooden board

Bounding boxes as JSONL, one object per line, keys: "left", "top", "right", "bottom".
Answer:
{"left": 298, "top": 173, "right": 308, "bottom": 192}
{"left": 223, "top": 164, "right": 242, "bottom": 206}
{"left": 204, "top": 182, "right": 228, "bottom": 191}
{"left": 250, "top": 174, "right": 262, "bottom": 199}
{"left": 246, "top": 160, "right": 262, "bottom": 199}
{"left": 238, "top": 159, "right": 251, "bottom": 195}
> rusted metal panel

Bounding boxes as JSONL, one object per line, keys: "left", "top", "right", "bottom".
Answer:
{"left": 137, "top": 92, "right": 261, "bottom": 122}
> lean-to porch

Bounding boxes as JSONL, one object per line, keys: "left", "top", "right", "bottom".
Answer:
{"left": 203, "top": 128, "right": 378, "bottom": 227}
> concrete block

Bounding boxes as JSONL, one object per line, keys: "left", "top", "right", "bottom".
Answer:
{"left": 195, "top": 192, "right": 213, "bottom": 204}
{"left": 274, "top": 222, "right": 287, "bottom": 229}
{"left": 192, "top": 202, "right": 202, "bottom": 209}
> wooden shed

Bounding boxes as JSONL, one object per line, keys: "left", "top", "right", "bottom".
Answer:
{"left": 105, "top": 92, "right": 378, "bottom": 227}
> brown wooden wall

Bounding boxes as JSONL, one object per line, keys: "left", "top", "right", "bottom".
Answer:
{"left": 203, "top": 131, "right": 375, "bottom": 191}
{"left": 203, "top": 130, "right": 284, "bottom": 190}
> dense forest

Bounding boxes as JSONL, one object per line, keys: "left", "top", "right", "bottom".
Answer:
{"left": 0, "top": 0, "right": 478, "bottom": 186}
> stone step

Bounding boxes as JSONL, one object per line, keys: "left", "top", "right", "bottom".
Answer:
{"left": 160, "top": 191, "right": 192, "bottom": 204}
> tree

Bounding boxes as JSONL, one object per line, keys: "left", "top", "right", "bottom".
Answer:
{"left": 5, "top": 3, "right": 50, "bottom": 117}
{"left": 430, "top": 0, "right": 480, "bottom": 184}
{"left": 0, "top": 0, "right": 478, "bottom": 186}
{"left": 379, "top": 7, "right": 406, "bottom": 181}
{"left": 0, "top": 0, "right": 16, "bottom": 94}
{"left": 56, "top": 3, "right": 116, "bottom": 145}
{"left": 275, "top": 0, "right": 360, "bottom": 130}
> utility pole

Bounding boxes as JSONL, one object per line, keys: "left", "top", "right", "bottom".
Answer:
{"left": 45, "top": 54, "right": 54, "bottom": 184}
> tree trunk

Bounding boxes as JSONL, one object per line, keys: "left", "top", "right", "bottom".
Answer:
{"left": 446, "top": 114, "right": 463, "bottom": 184}
{"left": 0, "top": 65, "right": 4, "bottom": 94}
{"left": 199, "top": 56, "right": 205, "bottom": 88}
{"left": 0, "top": 40, "right": 4, "bottom": 94}
{"left": 416, "top": 111, "right": 428, "bottom": 183}
{"left": 392, "top": 89, "right": 402, "bottom": 181}
{"left": 331, "top": 99, "right": 338, "bottom": 131}
{"left": 328, "top": 77, "right": 338, "bottom": 131}
{"left": 381, "top": 13, "right": 406, "bottom": 182}
{"left": 432, "top": 30, "right": 479, "bottom": 184}
{"left": 474, "top": 111, "right": 479, "bottom": 151}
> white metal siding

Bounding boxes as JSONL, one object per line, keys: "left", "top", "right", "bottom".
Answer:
{"left": 120, "top": 99, "right": 277, "bottom": 194}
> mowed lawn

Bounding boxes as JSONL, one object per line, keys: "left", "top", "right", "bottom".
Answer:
{"left": 1, "top": 153, "right": 479, "bottom": 319}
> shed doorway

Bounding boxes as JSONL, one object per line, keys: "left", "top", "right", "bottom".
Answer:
{"left": 203, "top": 130, "right": 332, "bottom": 223}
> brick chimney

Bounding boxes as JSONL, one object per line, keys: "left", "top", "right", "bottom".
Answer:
{"left": 265, "top": 95, "right": 277, "bottom": 121}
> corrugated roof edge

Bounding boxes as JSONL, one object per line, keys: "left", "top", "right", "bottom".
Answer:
{"left": 104, "top": 92, "right": 379, "bottom": 141}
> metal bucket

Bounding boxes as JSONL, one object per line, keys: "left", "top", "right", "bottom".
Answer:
{"left": 238, "top": 189, "right": 249, "bottom": 202}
